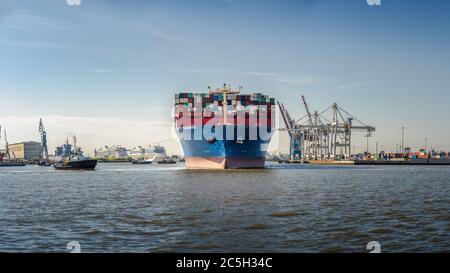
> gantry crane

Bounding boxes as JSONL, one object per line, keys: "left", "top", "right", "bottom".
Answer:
{"left": 3, "top": 128, "right": 11, "bottom": 159}
{"left": 0, "top": 125, "right": 3, "bottom": 161}
{"left": 279, "top": 96, "right": 375, "bottom": 160}
{"left": 278, "top": 101, "right": 302, "bottom": 159}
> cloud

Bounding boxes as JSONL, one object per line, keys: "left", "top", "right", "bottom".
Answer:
{"left": 171, "top": 68, "right": 321, "bottom": 86}
{"left": 1, "top": 11, "right": 71, "bottom": 32}
{"left": 66, "top": 0, "right": 81, "bottom": 6}
{"left": 275, "top": 76, "right": 319, "bottom": 85}
{"left": 339, "top": 82, "right": 371, "bottom": 89}
{"left": 85, "top": 11, "right": 198, "bottom": 48}
{"left": 0, "top": 40, "right": 59, "bottom": 49}
{"left": 76, "top": 9, "right": 197, "bottom": 48}
{"left": 93, "top": 69, "right": 115, "bottom": 73}
{"left": 235, "top": 71, "right": 277, "bottom": 77}
{"left": 172, "top": 68, "right": 277, "bottom": 77}
{"left": 0, "top": 0, "right": 14, "bottom": 22}
{"left": 147, "top": 27, "right": 195, "bottom": 47}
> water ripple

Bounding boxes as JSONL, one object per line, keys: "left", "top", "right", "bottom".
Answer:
{"left": 0, "top": 163, "right": 449, "bottom": 252}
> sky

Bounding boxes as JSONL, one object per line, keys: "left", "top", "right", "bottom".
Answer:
{"left": 1, "top": 0, "right": 450, "bottom": 155}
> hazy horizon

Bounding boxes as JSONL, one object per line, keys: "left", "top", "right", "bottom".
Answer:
{"left": 2, "top": 0, "right": 450, "bottom": 155}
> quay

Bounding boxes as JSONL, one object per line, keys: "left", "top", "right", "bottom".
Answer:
{"left": 278, "top": 159, "right": 450, "bottom": 166}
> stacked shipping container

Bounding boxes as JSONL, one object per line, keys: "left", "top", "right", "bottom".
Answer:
{"left": 175, "top": 92, "right": 275, "bottom": 127}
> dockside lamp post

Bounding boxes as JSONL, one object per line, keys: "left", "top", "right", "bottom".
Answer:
{"left": 401, "top": 126, "right": 405, "bottom": 155}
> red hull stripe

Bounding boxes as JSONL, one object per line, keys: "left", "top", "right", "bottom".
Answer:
{"left": 185, "top": 157, "right": 266, "bottom": 169}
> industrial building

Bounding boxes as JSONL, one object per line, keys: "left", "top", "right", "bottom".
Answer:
{"left": 7, "top": 142, "right": 42, "bottom": 161}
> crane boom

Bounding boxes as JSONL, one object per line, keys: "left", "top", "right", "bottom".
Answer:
{"left": 301, "top": 96, "right": 314, "bottom": 127}
{"left": 277, "top": 101, "right": 302, "bottom": 159}
{"left": 278, "top": 101, "right": 301, "bottom": 143}
{"left": 4, "top": 129, "right": 10, "bottom": 159}
{"left": 277, "top": 101, "right": 293, "bottom": 138}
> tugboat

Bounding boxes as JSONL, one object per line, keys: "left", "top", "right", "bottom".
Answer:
{"left": 157, "top": 157, "right": 177, "bottom": 164}
{"left": 132, "top": 158, "right": 153, "bottom": 165}
{"left": 54, "top": 136, "right": 97, "bottom": 170}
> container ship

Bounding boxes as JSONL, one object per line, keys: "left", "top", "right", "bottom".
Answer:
{"left": 175, "top": 85, "right": 275, "bottom": 169}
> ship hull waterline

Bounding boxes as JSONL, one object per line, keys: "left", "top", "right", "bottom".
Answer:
{"left": 185, "top": 157, "right": 266, "bottom": 169}
{"left": 0, "top": 162, "right": 26, "bottom": 167}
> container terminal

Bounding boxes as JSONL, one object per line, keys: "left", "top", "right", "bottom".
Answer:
{"left": 1, "top": 92, "right": 450, "bottom": 167}
{"left": 278, "top": 95, "right": 450, "bottom": 166}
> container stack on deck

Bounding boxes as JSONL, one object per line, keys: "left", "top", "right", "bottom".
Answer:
{"left": 175, "top": 92, "right": 275, "bottom": 126}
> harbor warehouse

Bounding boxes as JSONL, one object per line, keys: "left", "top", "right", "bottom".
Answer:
{"left": 8, "top": 142, "right": 41, "bottom": 161}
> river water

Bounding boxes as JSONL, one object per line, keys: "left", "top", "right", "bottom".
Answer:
{"left": 0, "top": 163, "right": 448, "bottom": 253}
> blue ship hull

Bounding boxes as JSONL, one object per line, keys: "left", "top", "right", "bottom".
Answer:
{"left": 178, "top": 125, "right": 273, "bottom": 169}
